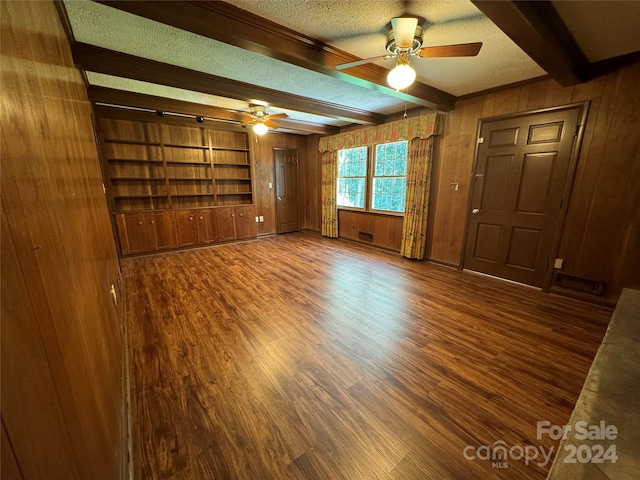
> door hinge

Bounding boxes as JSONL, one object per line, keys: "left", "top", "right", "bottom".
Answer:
{"left": 102, "top": 183, "right": 107, "bottom": 194}
{"left": 477, "top": 137, "right": 484, "bottom": 144}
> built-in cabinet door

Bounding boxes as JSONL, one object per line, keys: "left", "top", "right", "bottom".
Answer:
{"left": 116, "top": 206, "right": 257, "bottom": 256}
{"left": 152, "top": 212, "right": 177, "bottom": 250}
{"left": 116, "top": 213, "right": 153, "bottom": 255}
{"left": 196, "top": 209, "right": 218, "bottom": 244}
{"left": 174, "top": 210, "right": 198, "bottom": 247}
{"left": 116, "top": 212, "right": 177, "bottom": 255}
{"left": 216, "top": 207, "right": 236, "bottom": 242}
{"left": 234, "top": 205, "right": 257, "bottom": 240}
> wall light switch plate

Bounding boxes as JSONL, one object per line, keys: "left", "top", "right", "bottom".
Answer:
{"left": 450, "top": 183, "right": 459, "bottom": 191}
{"left": 554, "top": 258, "right": 564, "bottom": 269}
{"left": 268, "top": 182, "right": 273, "bottom": 189}
{"left": 259, "top": 216, "right": 264, "bottom": 222}
{"left": 255, "top": 216, "right": 259, "bottom": 222}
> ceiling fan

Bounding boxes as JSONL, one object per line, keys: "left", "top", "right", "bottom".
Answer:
{"left": 336, "top": 17, "right": 482, "bottom": 90}
{"left": 240, "top": 104, "right": 288, "bottom": 135}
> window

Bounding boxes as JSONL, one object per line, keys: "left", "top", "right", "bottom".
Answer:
{"left": 372, "top": 141, "right": 407, "bottom": 213}
{"left": 337, "top": 146, "right": 367, "bottom": 208}
{"left": 336, "top": 141, "right": 408, "bottom": 214}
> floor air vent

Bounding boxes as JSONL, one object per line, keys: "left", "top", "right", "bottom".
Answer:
{"left": 553, "top": 272, "right": 604, "bottom": 295}
{"left": 358, "top": 231, "right": 373, "bottom": 242}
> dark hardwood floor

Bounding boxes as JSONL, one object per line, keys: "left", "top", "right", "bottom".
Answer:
{"left": 123, "top": 232, "right": 612, "bottom": 480}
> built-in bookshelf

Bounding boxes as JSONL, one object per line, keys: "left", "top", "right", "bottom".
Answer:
{"left": 99, "top": 116, "right": 253, "bottom": 212}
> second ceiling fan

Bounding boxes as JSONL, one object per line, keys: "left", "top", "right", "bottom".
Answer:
{"left": 240, "top": 104, "right": 288, "bottom": 135}
{"left": 336, "top": 17, "right": 482, "bottom": 90}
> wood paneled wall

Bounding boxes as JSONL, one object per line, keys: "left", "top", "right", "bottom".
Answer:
{"left": 300, "top": 65, "right": 639, "bottom": 302}
{"left": 429, "top": 62, "right": 640, "bottom": 303}
{"left": 338, "top": 210, "right": 403, "bottom": 251}
{"left": 302, "top": 135, "right": 322, "bottom": 232}
{"left": 1, "top": 2, "right": 125, "bottom": 479}
{"left": 250, "top": 131, "right": 308, "bottom": 234}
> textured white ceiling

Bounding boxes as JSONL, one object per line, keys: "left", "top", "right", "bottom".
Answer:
{"left": 225, "top": 0, "right": 545, "bottom": 96}
{"left": 65, "top": 0, "right": 404, "bottom": 125}
{"left": 86, "top": 72, "right": 346, "bottom": 127}
{"left": 552, "top": 0, "right": 640, "bottom": 62}
{"left": 64, "top": 0, "right": 638, "bottom": 130}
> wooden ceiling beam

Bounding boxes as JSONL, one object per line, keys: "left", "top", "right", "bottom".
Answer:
{"left": 95, "top": 0, "right": 456, "bottom": 111}
{"left": 71, "top": 43, "right": 383, "bottom": 125}
{"left": 472, "top": 1, "right": 589, "bottom": 86}
{"left": 87, "top": 86, "right": 339, "bottom": 135}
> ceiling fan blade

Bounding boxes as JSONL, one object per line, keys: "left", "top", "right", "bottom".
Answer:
{"left": 418, "top": 42, "right": 482, "bottom": 58}
{"left": 264, "top": 120, "right": 279, "bottom": 129}
{"left": 392, "top": 17, "right": 418, "bottom": 49}
{"left": 268, "top": 113, "right": 288, "bottom": 119}
{"left": 335, "top": 54, "right": 393, "bottom": 70}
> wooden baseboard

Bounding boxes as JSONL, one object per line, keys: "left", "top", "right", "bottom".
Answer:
{"left": 425, "top": 258, "right": 459, "bottom": 269}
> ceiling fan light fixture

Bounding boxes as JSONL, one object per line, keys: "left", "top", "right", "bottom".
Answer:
{"left": 387, "top": 52, "right": 416, "bottom": 90}
{"left": 253, "top": 121, "right": 268, "bottom": 135}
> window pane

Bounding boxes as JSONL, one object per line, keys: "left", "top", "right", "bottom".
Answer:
{"left": 338, "top": 147, "right": 367, "bottom": 177}
{"left": 374, "top": 141, "right": 407, "bottom": 176}
{"left": 372, "top": 178, "right": 406, "bottom": 212}
{"left": 372, "top": 141, "right": 407, "bottom": 212}
{"left": 337, "top": 178, "right": 365, "bottom": 208}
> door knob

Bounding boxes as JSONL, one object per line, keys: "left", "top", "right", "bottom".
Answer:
{"left": 472, "top": 208, "right": 480, "bottom": 215}
{"left": 277, "top": 197, "right": 282, "bottom": 201}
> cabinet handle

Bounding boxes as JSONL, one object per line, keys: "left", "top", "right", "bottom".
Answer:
{"left": 199, "top": 216, "right": 204, "bottom": 220}
{"left": 239, "top": 213, "right": 243, "bottom": 217}
{"left": 137, "top": 221, "right": 143, "bottom": 225}
{"left": 189, "top": 217, "right": 194, "bottom": 221}
{"left": 150, "top": 220, "right": 155, "bottom": 224}
{"left": 232, "top": 214, "right": 235, "bottom": 217}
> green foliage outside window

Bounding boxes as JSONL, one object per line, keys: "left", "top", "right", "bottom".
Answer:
{"left": 337, "top": 147, "right": 367, "bottom": 208}
{"left": 372, "top": 141, "right": 407, "bottom": 213}
{"left": 336, "top": 141, "right": 408, "bottom": 213}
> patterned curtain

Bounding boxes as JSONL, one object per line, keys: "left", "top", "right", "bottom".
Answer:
{"left": 400, "top": 137, "right": 434, "bottom": 260}
{"left": 319, "top": 113, "right": 441, "bottom": 245}
{"left": 318, "top": 113, "right": 440, "bottom": 152}
{"left": 321, "top": 150, "right": 338, "bottom": 238}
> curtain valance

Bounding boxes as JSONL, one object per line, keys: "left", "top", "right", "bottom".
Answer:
{"left": 318, "top": 113, "right": 442, "bottom": 153}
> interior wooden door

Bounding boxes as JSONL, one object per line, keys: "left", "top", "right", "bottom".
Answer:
{"left": 274, "top": 148, "right": 300, "bottom": 234}
{"left": 464, "top": 105, "right": 583, "bottom": 287}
